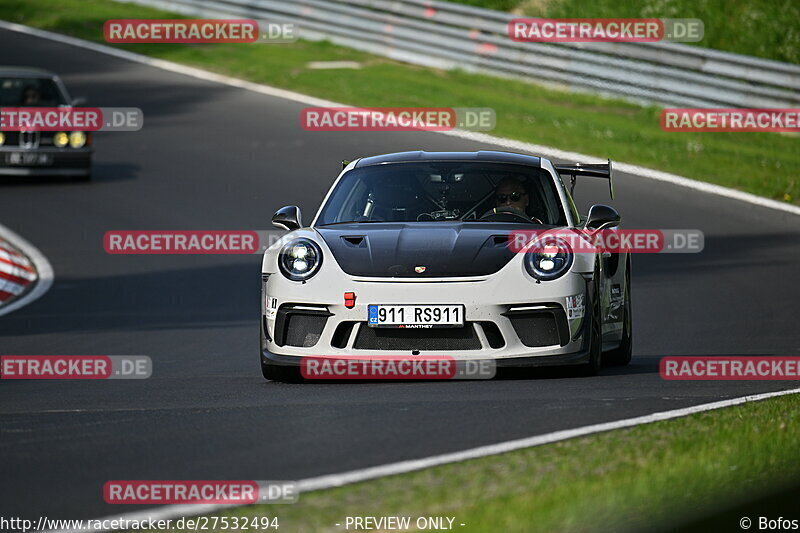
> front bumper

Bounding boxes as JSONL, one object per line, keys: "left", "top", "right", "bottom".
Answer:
{"left": 262, "top": 269, "right": 591, "bottom": 363}
{"left": 0, "top": 147, "right": 92, "bottom": 176}
{"left": 261, "top": 340, "right": 592, "bottom": 369}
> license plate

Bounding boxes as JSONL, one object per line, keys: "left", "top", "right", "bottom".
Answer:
{"left": 6, "top": 152, "right": 52, "bottom": 166}
{"left": 367, "top": 304, "right": 464, "bottom": 328}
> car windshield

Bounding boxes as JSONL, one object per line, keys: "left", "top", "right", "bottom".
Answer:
{"left": 0, "top": 77, "right": 68, "bottom": 106}
{"left": 316, "top": 161, "right": 567, "bottom": 226}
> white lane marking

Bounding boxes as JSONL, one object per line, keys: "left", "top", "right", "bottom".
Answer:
{"left": 296, "top": 387, "right": 800, "bottom": 491}
{"left": 307, "top": 61, "right": 362, "bottom": 70}
{"left": 0, "top": 223, "right": 54, "bottom": 316}
{"left": 51, "top": 386, "right": 800, "bottom": 532}
{"left": 0, "top": 20, "right": 798, "bottom": 218}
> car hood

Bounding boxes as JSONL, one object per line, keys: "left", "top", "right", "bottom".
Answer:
{"left": 315, "top": 222, "right": 531, "bottom": 277}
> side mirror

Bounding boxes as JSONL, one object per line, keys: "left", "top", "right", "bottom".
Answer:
{"left": 272, "top": 205, "right": 302, "bottom": 231}
{"left": 71, "top": 97, "right": 87, "bottom": 106}
{"left": 584, "top": 204, "right": 620, "bottom": 231}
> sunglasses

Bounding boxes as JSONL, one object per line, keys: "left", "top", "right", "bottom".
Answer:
{"left": 496, "top": 192, "right": 526, "bottom": 203}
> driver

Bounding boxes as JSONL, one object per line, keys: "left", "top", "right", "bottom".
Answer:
{"left": 493, "top": 177, "right": 529, "bottom": 216}
{"left": 479, "top": 178, "right": 543, "bottom": 223}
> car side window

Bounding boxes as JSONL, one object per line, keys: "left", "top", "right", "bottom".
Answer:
{"left": 527, "top": 174, "right": 565, "bottom": 225}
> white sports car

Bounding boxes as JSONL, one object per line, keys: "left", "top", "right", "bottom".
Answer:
{"left": 261, "top": 151, "right": 631, "bottom": 381}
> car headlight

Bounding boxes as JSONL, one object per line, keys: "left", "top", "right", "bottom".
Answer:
{"left": 54, "top": 132, "right": 69, "bottom": 147}
{"left": 279, "top": 238, "right": 323, "bottom": 281}
{"left": 69, "top": 131, "right": 86, "bottom": 148}
{"left": 524, "top": 237, "right": 573, "bottom": 281}
{"left": 0, "top": 132, "right": 4, "bottom": 146}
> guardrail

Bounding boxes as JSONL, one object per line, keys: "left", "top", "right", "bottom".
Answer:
{"left": 117, "top": 0, "right": 800, "bottom": 108}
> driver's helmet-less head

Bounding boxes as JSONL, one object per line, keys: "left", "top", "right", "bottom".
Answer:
{"left": 494, "top": 177, "right": 529, "bottom": 213}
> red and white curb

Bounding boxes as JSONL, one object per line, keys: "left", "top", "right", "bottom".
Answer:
{"left": 0, "top": 223, "right": 54, "bottom": 316}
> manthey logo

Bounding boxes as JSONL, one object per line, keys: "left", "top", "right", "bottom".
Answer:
{"left": 414, "top": 265, "right": 427, "bottom": 274}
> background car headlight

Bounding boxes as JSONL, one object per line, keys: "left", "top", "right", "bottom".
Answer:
{"left": 279, "top": 238, "right": 323, "bottom": 281}
{"left": 54, "top": 132, "right": 69, "bottom": 147}
{"left": 69, "top": 131, "right": 86, "bottom": 148}
{"left": 524, "top": 237, "right": 573, "bottom": 281}
{"left": 0, "top": 131, "right": 4, "bottom": 146}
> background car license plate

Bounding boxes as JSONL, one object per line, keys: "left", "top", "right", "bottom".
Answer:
{"left": 367, "top": 304, "right": 464, "bottom": 328}
{"left": 6, "top": 152, "right": 52, "bottom": 166}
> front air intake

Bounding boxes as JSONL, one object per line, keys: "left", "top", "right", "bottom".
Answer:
{"left": 273, "top": 304, "right": 332, "bottom": 347}
{"left": 353, "top": 323, "right": 482, "bottom": 351}
{"left": 503, "top": 305, "right": 570, "bottom": 347}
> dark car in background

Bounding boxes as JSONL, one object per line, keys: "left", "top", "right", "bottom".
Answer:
{"left": 0, "top": 67, "right": 92, "bottom": 180}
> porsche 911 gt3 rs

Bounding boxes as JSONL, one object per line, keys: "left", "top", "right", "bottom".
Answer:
{"left": 260, "top": 151, "right": 632, "bottom": 382}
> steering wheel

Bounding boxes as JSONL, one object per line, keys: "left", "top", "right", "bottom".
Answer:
{"left": 479, "top": 206, "right": 542, "bottom": 224}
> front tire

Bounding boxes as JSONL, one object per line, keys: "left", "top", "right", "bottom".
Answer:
{"left": 605, "top": 259, "right": 632, "bottom": 366}
{"left": 578, "top": 263, "right": 603, "bottom": 376}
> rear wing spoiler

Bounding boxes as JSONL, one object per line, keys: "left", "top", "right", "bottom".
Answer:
{"left": 554, "top": 159, "right": 614, "bottom": 200}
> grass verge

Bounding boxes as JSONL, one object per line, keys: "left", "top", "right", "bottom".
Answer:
{"left": 122, "top": 392, "right": 800, "bottom": 532}
{"left": 1, "top": 0, "right": 798, "bottom": 204}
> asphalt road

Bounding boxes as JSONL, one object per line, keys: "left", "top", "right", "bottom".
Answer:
{"left": 0, "top": 26, "right": 799, "bottom": 522}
